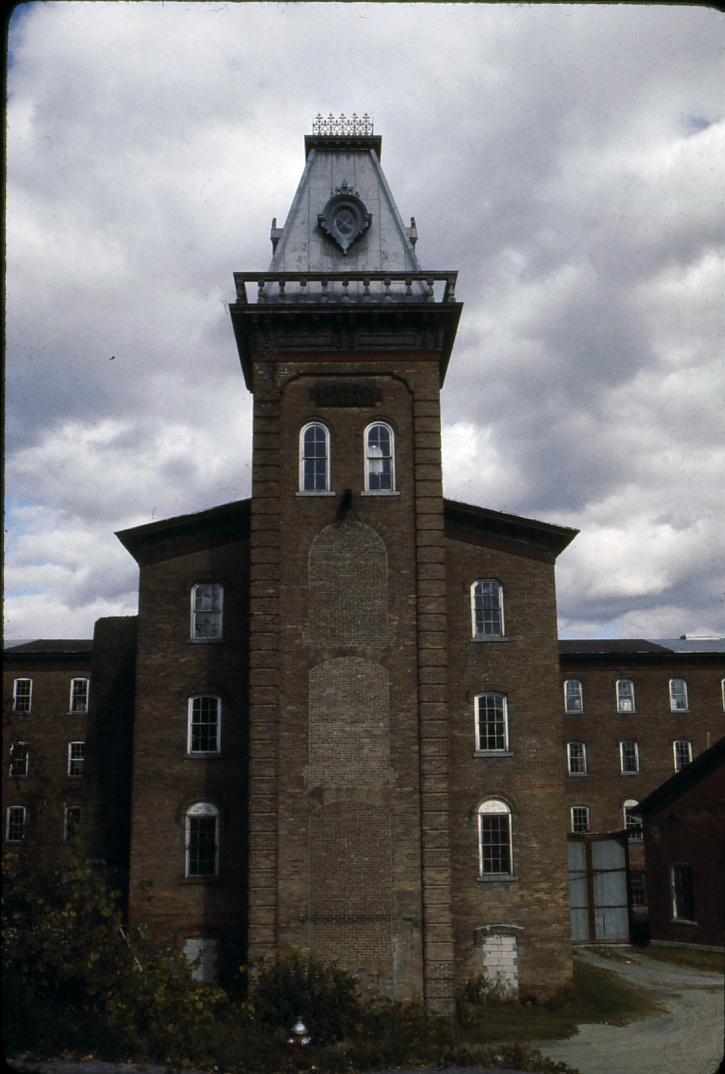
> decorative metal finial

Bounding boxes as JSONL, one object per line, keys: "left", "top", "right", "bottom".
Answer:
{"left": 312, "top": 112, "right": 374, "bottom": 137}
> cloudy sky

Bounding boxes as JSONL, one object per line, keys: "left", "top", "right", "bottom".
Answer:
{"left": 6, "top": 2, "right": 725, "bottom": 641}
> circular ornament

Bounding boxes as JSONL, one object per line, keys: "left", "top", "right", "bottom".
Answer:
{"left": 318, "top": 185, "right": 372, "bottom": 254}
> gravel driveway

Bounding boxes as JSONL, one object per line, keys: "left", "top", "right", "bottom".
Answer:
{"left": 533, "top": 947, "right": 724, "bottom": 1074}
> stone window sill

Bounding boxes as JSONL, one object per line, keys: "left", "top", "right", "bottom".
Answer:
{"left": 188, "top": 638, "right": 224, "bottom": 645}
{"left": 185, "top": 753, "right": 223, "bottom": 760}
{"left": 671, "top": 918, "right": 697, "bottom": 926}
{"left": 360, "top": 489, "right": 400, "bottom": 497}
{"left": 296, "top": 490, "right": 336, "bottom": 497}
{"left": 474, "top": 751, "right": 513, "bottom": 758}
{"left": 472, "top": 636, "right": 509, "bottom": 644}
{"left": 567, "top": 772, "right": 589, "bottom": 778}
{"left": 477, "top": 875, "right": 518, "bottom": 884}
{"left": 179, "top": 876, "right": 221, "bottom": 885}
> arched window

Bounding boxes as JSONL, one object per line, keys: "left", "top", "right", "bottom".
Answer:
{"left": 477, "top": 798, "right": 513, "bottom": 877}
{"left": 616, "top": 679, "right": 636, "bottom": 713}
{"left": 673, "top": 739, "right": 692, "bottom": 772}
{"left": 564, "top": 679, "right": 584, "bottom": 713}
{"left": 567, "top": 741, "right": 587, "bottom": 775}
{"left": 623, "top": 799, "right": 642, "bottom": 840}
{"left": 364, "top": 422, "right": 395, "bottom": 492}
{"left": 669, "top": 679, "right": 689, "bottom": 713}
{"left": 187, "top": 696, "right": 222, "bottom": 754}
{"left": 185, "top": 803, "right": 219, "bottom": 877}
{"left": 190, "top": 583, "right": 223, "bottom": 640}
{"left": 299, "top": 422, "right": 330, "bottom": 493}
{"left": 471, "top": 580, "right": 505, "bottom": 639}
{"left": 475, "top": 693, "right": 509, "bottom": 752}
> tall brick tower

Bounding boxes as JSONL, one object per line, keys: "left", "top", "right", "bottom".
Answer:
{"left": 230, "top": 114, "right": 462, "bottom": 1009}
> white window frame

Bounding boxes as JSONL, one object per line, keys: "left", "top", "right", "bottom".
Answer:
{"left": 570, "top": 805, "right": 590, "bottom": 833}
{"left": 619, "top": 739, "right": 639, "bottom": 774}
{"left": 673, "top": 739, "right": 692, "bottom": 772}
{"left": 67, "top": 741, "right": 86, "bottom": 777}
{"left": 185, "top": 802, "right": 220, "bottom": 878}
{"left": 567, "top": 741, "right": 587, "bottom": 775}
{"left": 616, "top": 679, "right": 636, "bottom": 713}
{"left": 6, "top": 806, "right": 26, "bottom": 842}
{"left": 363, "top": 422, "right": 396, "bottom": 493}
{"left": 69, "top": 677, "right": 90, "bottom": 714}
{"left": 63, "top": 805, "right": 81, "bottom": 842}
{"left": 190, "top": 583, "right": 224, "bottom": 641}
{"left": 13, "top": 678, "right": 32, "bottom": 714}
{"left": 669, "top": 678, "right": 689, "bottom": 713}
{"left": 629, "top": 869, "right": 647, "bottom": 909}
{"left": 471, "top": 580, "right": 505, "bottom": 639}
{"left": 564, "top": 679, "right": 584, "bottom": 713}
{"left": 477, "top": 798, "right": 514, "bottom": 878}
{"left": 187, "top": 696, "right": 222, "bottom": 755}
{"left": 474, "top": 692, "right": 509, "bottom": 753}
{"left": 623, "top": 799, "right": 643, "bottom": 840}
{"left": 299, "top": 422, "right": 331, "bottom": 494}
{"left": 9, "top": 741, "right": 29, "bottom": 778}
{"left": 671, "top": 863, "right": 695, "bottom": 922}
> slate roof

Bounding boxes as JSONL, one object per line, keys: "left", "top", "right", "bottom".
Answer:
{"left": 560, "top": 638, "right": 725, "bottom": 656}
{"left": 4, "top": 639, "right": 93, "bottom": 654}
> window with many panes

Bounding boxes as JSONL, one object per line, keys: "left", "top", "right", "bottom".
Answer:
{"left": 673, "top": 739, "right": 692, "bottom": 772}
{"left": 564, "top": 679, "right": 584, "bottom": 713}
{"left": 190, "top": 584, "right": 223, "bottom": 640}
{"left": 623, "top": 799, "right": 642, "bottom": 840}
{"left": 6, "top": 806, "right": 26, "bottom": 842}
{"left": 185, "top": 803, "right": 219, "bottom": 877}
{"left": 299, "top": 423, "right": 330, "bottom": 493}
{"left": 475, "top": 693, "right": 509, "bottom": 752}
{"left": 364, "top": 422, "right": 395, "bottom": 492}
{"left": 471, "top": 581, "right": 505, "bottom": 639}
{"left": 570, "top": 805, "right": 590, "bottom": 833}
{"left": 619, "top": 740, "right": 639, "bottom": 774}
{"left": 68, "top": 742, "right": 85, "bottom": 777}
{"left": 630, "top": 870, "right": 647, "bottom": 908}
{"left": 69, "top": 678, "right": 89, "bottom": 714}
{"left": 616, "top": 679, "right": 636, "bottom": 713}
{"left": 9, "top": 742, "right": 29, "bottom": 778}
{"left": 567, "top": 741, "right": 587, "bottom": 775}
{"left": 669, "top": 678, "right": 689, "bottom": 712}
{"left": 64, "top": 805, "right": 81, "bottom": 842}
{"left": 671, "top": 864, "right": 695, "bottom": 921}
{"left": 13, "top": 678, "right": 32, "bottom": 713}
{"left": 188, "top": 696, "right": 221, "bottom": 754}
{"left": 477, "top": 799, "right": 513, "bottom": 877}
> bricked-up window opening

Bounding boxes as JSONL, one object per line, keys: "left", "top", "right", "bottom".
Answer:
{"left": 364, "top": 422, "right": 395, "bottom": 492}
{"left": 185, "top": 803, "right": 219, "bottom": 877}
{"left": 673, "top": 739, "right": 692, "bottom": 772}
{"left": 188, "top": 696, "right": 221, "bottom": 754}
{"left": 68, "top": 741, "right": 85, "bottom": 777}
{"left": 567, "top": 741, "right": 587, "bottom": 775}
{"left": 564, "top": 679, "right": 584, "bottom": 713}
{"left": 190, "top": 583, "right": 223, "bottom": 640}
{"left": 69, "top": 678, "right": 89, "bottom": 714}
{"left": 13, "top": 678, "right": 32, "bottom": 713}
{"left": 64, "top": 805, "right": 81, "bottom": 842}
{"left": 619, "top": 739, "right": 639, "bottom": 774}
{"left": 630, "top": 870, "right": 647, "bottom": 908}
{"left": 475, "top": 693, "right": 509, "bottom": 752}
{"left": 570, "top": 805, "right": 590, "bottom": 833}
{"left": 471, "top": 580, "right": 505, "bottom": 638}
{"left": 616, "top": 679, "right": 636, "bottom": 713}
{"left": 478, "top": 799, "right": 513, "bottom": 877}
{"left": 9, "top": 742, "right": 29, "bottom": 778}
{"left": 300, "top": 422, "right": 330, "bottom": 492}
{"left": 6, "top": 806, "right": 26, "bottom": 842}
{"left": 669, "top": 678, "right": 689, "bottom": 712}
{"left": 671, "top": 864, "right": 695, "bottom": 921}
{"left": 623, "top": 799, "right": 642, "bottom": 840}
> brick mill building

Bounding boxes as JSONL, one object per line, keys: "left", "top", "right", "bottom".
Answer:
{"left": 4, "top": 118, "right": 725, "bottom": 1007}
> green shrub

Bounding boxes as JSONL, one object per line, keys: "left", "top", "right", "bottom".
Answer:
{"left": 250, "top": 950, "right": 362, "bottom": 1043}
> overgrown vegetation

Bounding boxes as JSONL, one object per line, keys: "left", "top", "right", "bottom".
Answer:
{"left": 12, "top": 848, "right": 674, "bottom": 1073}
{"left": 591, "top": 943, "right": 724, "bottom": 975}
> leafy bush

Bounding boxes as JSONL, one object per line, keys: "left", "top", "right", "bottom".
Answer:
{"left": 250, "top": 950, "right": 362, "bottom": 1043}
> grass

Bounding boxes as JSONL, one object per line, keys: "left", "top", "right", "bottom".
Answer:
{"left": 591, "top": 943, "right": 724, "bottom": 974}
{"left": 458, "top": 960, "right": 662, "bottom": 1044}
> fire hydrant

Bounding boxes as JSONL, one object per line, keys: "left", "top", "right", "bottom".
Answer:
{"left": 287, "top": 1017, "right": 311, "bottom": 1047}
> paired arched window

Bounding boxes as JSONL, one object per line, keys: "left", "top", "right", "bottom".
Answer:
{"left": 477, "top": 798, "right": 513, "bottom": 877}
{"left": 364, "top": 422, "right": 395, "bottom": 492}
{"left": 471, "top": 580, "right": 505, "bottom": 638}
{"left": 299, "top": 423, "right": 331, "bottom": 493}
{"left": 190, "top": 583, "right": 223, "bottom": 640}
{"left": 475, "top": 693, "right": 509, "bottom": 752}
{"left": 187, "top": 696, "right": 222, "bottom": 754}
{"left": 564, "top": 679, "right": 584, "bottom": 713}
{"left": 185, "top": 802, "right": 219, "bottom": 877}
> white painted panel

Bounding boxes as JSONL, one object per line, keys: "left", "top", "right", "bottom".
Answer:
{"left": 183, "top": 938, "right": 219, "bottom": 983}
{"left": 482, "top": 934, "right": 519, "bottom": 996}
